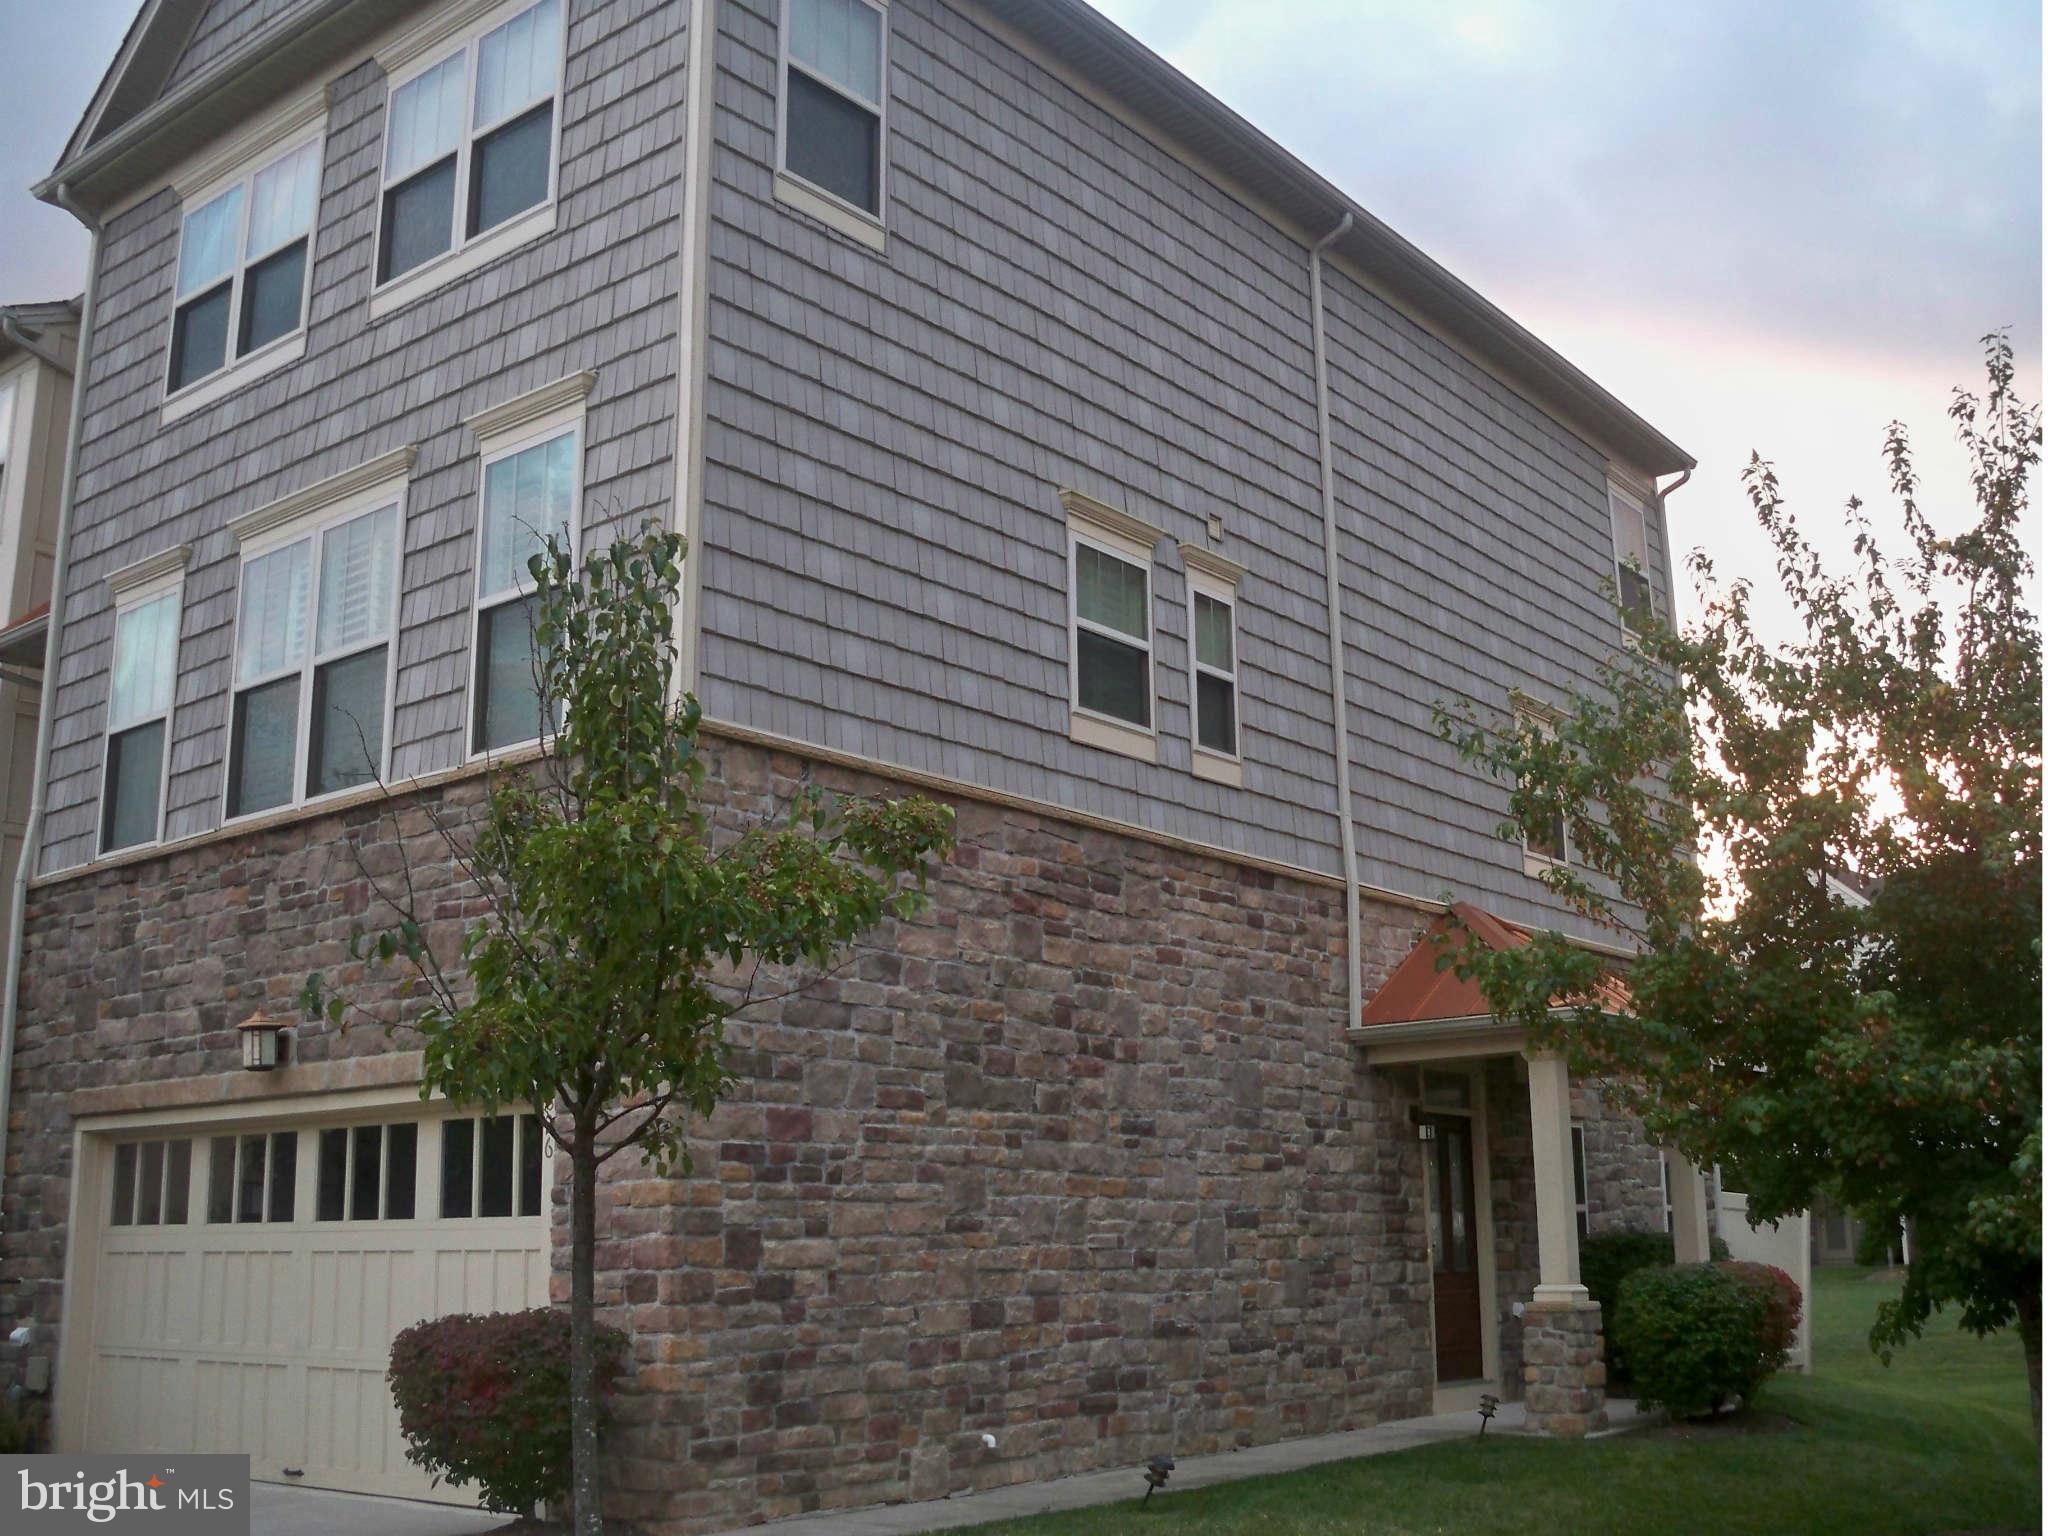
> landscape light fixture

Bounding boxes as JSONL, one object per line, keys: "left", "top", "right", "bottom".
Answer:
{"left": 238, "top": 1010, "right": 287, "bottom": 1072}
{"left": 1141, "top": 1454, "right": 1175, "bottom": 1503}
{"left": 1477, "top": 1393, "right": 1500, "bottom": 1435}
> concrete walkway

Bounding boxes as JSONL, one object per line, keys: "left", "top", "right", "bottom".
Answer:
{"left": 250, "top": 1483, "right": 509, "bottom": 1536}
{"left": 701, "top": 1399, "right": 1650, "bottom": 1536}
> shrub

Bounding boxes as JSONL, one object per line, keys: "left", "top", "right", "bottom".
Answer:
{"left": 0, "top": 1397, "right": 47, "bottom": 1453}
{"left": 1579, "top": 1229, "right": 1673, "bottom": 1389}
{"left": 1722, "top": 1260, "right": 1803, "bottom": 1371}
{"left": 1611, "top": 1262, "right": 1768, "bottom": 1418}
{"left": 388, "top": 1308, "right": 629, "bottom": 1516}
{"left": 1855, "top": 1213, "right": 1902, "bottom": 1267}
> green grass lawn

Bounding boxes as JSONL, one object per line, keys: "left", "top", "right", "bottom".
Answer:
{"left": 968, "top": 1267, "right": 2039, "bottom": 1536}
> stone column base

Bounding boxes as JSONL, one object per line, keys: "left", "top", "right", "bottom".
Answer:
{"left": 1521, "top": 1297, "right": 1607, "bottom": 1438}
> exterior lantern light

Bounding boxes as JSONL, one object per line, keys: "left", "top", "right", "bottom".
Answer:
{"left": 238, "top": 1010, "right": 287, "bottom": 1072}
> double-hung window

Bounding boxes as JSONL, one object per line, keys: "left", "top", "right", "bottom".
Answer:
{"left": 468, "top": 378, "right": 587, "bottom": 755}
{"left": 226, "top": 461, "right": 406, "bottom": 819}
{"left": 1514, "top": 697, "right": 1568, "bottom": 871}
{"left": 100, "top": 549, "right": 188, "bottom": 854}
{"left": 167, "top": 135, "right": 322, "bottom": 396}
{"left": 779, "top": 0, "right": 887, "bottom": 226}
{"left": 1181, "top": 545, "right": 1247, "bottom": 786}
{"left": 377, "top": 0, "right": 564, "bottom": 288}
{"left": 1062, "top": 492, "right": 1163, "bottom": 762}
{"left": 1608, "top": 479, "right": 1655, "bottom": 635}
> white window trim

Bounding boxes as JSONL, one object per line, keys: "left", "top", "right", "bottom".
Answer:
{"left": 222, "top": 451, "right": 415, "bottom": 826}
{"left": 97, "top": 546, "right": 192, "bottom": 857}
{"left": 1606, "top": 474, "right": 1655, "bottom": 645}
{"left": 160, "top": 118, "right": 326, "bottom": 422}
{"left": 1512, "top": 692, "right": 1569, "bottom": 876}
{"left": 1181, "top": 543, "right": 1246, "bottom": 788}
{"left": 465, "top": 373, "right": 593, "bottom": 762}
{"left": 774, "top": 0, "right": 890, "bottom": 245}
{"left": 1062, "top": 491, "right": 1162, "bottom": 765}
{"left": 368, "top": 0, "right": 568, "bottom": 320}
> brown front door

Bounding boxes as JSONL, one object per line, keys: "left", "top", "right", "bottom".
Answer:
{"left": 1424, "top": 1113, "right": 1485, "bottom": 1382}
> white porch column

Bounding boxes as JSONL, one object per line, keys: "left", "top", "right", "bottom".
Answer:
{"left": 1666, "top": 1153, "right": 1712, "bottom": 1263}
{"left": 1525, "top": 1051, "right": 1587, "bottom": 1303}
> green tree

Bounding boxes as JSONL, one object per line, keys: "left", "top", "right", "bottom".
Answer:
{"left": 1438, "top": 335, "right": 2042, "bottom": 1417}
{"left": 304, "top": 524, "right": 954, "bottom": 1535}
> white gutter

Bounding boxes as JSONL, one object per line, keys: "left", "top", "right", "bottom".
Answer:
{"left": 0, "top": 185, "right": 100, "bottom": 1219}
{"left": 0, "top": 318, "right": 72, "bottom": 375}
{"left": 670, "top": 0, "right": 718, "bottom": 698}
{"left": 1306, "top": 212, "right": 1361, "bottom": 1035}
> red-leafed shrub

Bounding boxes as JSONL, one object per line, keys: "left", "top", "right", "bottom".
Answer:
{"left": 388, "top": 1308, "right": 629, "bottom": 1516}
{"left": 1721, "top": 1260, "right": 1804, "bottom": 1372}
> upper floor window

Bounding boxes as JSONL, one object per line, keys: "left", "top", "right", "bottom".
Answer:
{"left": 378, "top": 0, "right": 564, "bottom": 287}
{"left": 1514, "top": 698, "right": 1568, "bottom": 872}
{"left": 1181, "top": 545, "right": 1247, "bottom": 787}
{"left": 780, "top": 0, "right": 887, "bottom": 220}
{"left": 1608, "top": 480, "right": 1654, "bottom": 635}
{"left": 1060, "top": 491, "right": 1162, "bottom": 763}
{"left": 168, "top": 136, "right": 322, "bottom": 396}
{"left": 226, "top": 460, "right": 408, "bottom": 819}
{"left": 101, "top": 557, "right": 186, "bottom": 855}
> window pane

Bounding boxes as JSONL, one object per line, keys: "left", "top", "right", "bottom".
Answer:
{"left": 1195, "top": 671, "right": 1236, "bottom": 755}
{"left": 228, "top": 676, "right": 301, "bottom": 818}
{"left": 1193, "top": 593, "right": 1233, "bottom": 673}
{"left": 110, "top": 593, "right": 179, "bottom": 729}
{"left": 1610, "top": 488, "right": 1650, "bottom": 567}
{"left": 469, "top": 103, "right": 553, "bottom": 237}
{"left": 316, "top": 1128, "right": 348, "bottom": 1221}
{"left": 785, "top": 69, "right": 879, "bottom": 214}
{"left": 268, "top": 1132, "right": 297, "bottom": 1223}
{"left": 309, "top": 647, "right": 388, "bottom": 797}
{"left": 379, "top": 158, "right": 458, "bottom": 283}
{"left": 480, "top": 433, "right": 575, "bottom": 600}
{"left": 236, "top": 1134, "right": 267, "bottom": 1224}
{"left": 102, "top": 721, "right": 166, "bottom": 853}
{"left": 1620, "top": 566, "right": 1654, "bottom": 632}
{"left": 208, "top": 1138, "right": 236, "bottom": 1223}
{"left": 1076, "top": 628, "right": 1148, "bottom": 727}
{"left": 168, "top": 285, "right": 232, "bottom": 392}
{"left": 386, "top": 52, "right": 467, "bottom": 181}
{"left": 238, "top": 239, "right": 307, "bottom": 356}
{"left": 386, "top": 1122, "right": 418, "bottom": 1220}
{"left": 351, "top": 1124, "right": 383, "bottom": 1220}
{"left": 136, "top": 1142, "right": 165, "bottom": 1225}
{"left": 111, "top": 1143, "right": 138, "bottom": 1226}
{"left": 790, "top": 0, "right": 882, "bottom": 102}
{"left": 475, "top": 595, "right": 544, "bottom": 752}
{"left": 441, "top": 1118, "right": 474, "bottom": 1218}
{"left": 479, "top": 1116, "right": 514, "bottom": 1217}
{"left": 246, "top": 140, "right": 321, "bottom": 257}
{"left": 317, "top": 506, "right": 397, "bottom": 656}
{"left": 519, "top": 1114, "right": 543, "bottom": 1217}
{"left": 164, "top": 1140, "right": 192, "bottom": 1225}
{"left": 1075, "top": 543, "right": 1147, "bottom": 639}
{"left": 178, "top": 185, "right": 244, "bottom": 297}
{"left": 236, "top": 541, "right": 311, "bottom": 686}
{"left": 475, "top": 0, "right": 561, "bottom": 126}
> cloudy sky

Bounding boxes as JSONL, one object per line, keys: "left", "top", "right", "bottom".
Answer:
{"left": 0, "top": 0, "right": 2038, "bottom": 635}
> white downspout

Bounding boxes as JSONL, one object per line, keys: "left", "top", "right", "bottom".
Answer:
{"left": 0, "top": 185, "right": 100, "bottom": 1223}
{"left": 1307, "top": 212, "right": 1361, "bottom": 1030}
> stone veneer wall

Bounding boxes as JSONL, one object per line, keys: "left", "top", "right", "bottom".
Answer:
{"left": 2, "top": 735, "right": 1451, "bottom": 1533}
{"left": 1573, "top": 1082, "right": 1668, "bottom": 1237}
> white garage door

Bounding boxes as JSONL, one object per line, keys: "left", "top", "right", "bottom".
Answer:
{"left": 78, "top": 1110, "right": 549, "bottom": 1503}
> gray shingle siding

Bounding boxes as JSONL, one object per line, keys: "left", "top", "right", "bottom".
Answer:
{"left": 41, "top": 0, "right": 684, "bottom": 872}
{"left": 46, "top": 0, "right": 1673, "bottom": 946}
{"left": 161, "top": 0, "right": 304, "bottom": 94}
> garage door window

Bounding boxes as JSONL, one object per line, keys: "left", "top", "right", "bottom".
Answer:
{"left": 110, "top": 1138, "right": 192, "bottom": 1226}
{"left": 441, "top": 1113, "right": 544, "bottom": 1218}
{"left": 207, "top": 1131, "right": 297, "bottom": 1224}
{"left": 316, "top": 1121, "right": 418, "bottom": 1222}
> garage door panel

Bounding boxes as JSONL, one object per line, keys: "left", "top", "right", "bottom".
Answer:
{"left": 83, "top": 1110, "right": 548, "bottom": 1505}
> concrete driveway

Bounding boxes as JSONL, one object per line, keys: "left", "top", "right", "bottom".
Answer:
{"left": 251, "top": 1483, "right": 513, "bottom": 1536}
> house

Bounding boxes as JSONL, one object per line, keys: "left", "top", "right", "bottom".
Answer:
{"left": 1, "top": 0, "right": 1706, "bottom": 1526}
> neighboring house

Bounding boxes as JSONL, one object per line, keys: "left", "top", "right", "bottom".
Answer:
{"left": 0, "top": 301, "right": 79, "bottom": 944}
{"left": 1, "top": 0, "right": 1704, "bottom": 1525}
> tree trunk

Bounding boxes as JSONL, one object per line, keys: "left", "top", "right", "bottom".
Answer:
{"left": 2019, "top": 1288, "right": 2041, "bottom": 1432}
{"left": 569, "top": 1127, "right": 603, "bottom": 1536}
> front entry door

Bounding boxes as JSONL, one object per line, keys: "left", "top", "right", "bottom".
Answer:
{"left": 1424, "top": 1113, "right": 1484, "bottom": 1382}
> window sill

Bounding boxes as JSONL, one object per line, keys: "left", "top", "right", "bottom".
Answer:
{"left": 773, "top": 171, "right": 886, "bottom": 253}
{"left": 1523, "top": 850, "right": 1567, "bottom": 878}
{"left": 160, "top": 332, "right": 307, "bottom": 425}
{"left": 368, "top": 200, "right": 558, "bottom": 321}
{"left": 1070, "top": 711, "right": 1157, "bottom": 763}
{"left": 1191, "top": 750, "right": 1244, "bottom": 787}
